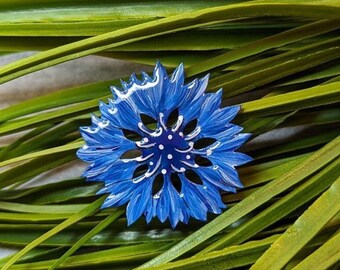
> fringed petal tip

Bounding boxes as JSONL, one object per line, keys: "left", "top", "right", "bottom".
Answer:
{"left": 77, "top": 62, "right": 252, "bottom": 228}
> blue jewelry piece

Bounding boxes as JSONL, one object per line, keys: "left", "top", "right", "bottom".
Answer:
{"left": 77, "top": 62, "right": 252, "bottom": 227}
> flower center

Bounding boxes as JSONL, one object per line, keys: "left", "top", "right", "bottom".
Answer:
{"left": 136, "top": 116, "right": 195, "bottom": 177}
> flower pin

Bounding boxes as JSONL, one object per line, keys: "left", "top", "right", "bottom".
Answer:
{"left": 77, "top": 62, "right": 252, "bottom": 228}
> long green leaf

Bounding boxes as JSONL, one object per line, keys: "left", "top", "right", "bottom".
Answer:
{"left": 201, "top": 157, "right": 340, "bottom": 253}
{"left": 48, "top": 209, "right": 124, "bottom": 270}
{"left": 1, "top": 196, "right": 106, "bottom": 270}
{"left": 0, "top": 201, "right": 88, "bottom": 214}
{"left": 251, "top": 177, "right": 340, "bottom": 269}
{"left": 138, "top": 136, "right": 340, "bottom": 267}
{"left": 0, "top": 141, "right": 82, "bottom": 167}
{"left": 186, "top": 19, "right": 340, "bottom": 77}
{"left": 240, "top": 82, "right": 340, "bottom": 119}
{"left": 146, "top": 235, "right": 280, "bottom": 270}
{"left": 0, "top": 152, "right": 75, "bottom": 188}
{"left": 1, "top": 2, "right": 339, "bottom": 84}
{"left": 292, "top": 231, "right": 340, "bottom": 270}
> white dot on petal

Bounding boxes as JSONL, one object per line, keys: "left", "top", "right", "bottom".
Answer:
{"left": 180, "top": 167, "right": 186, "bottom": 172}
{"left": 179, "top": 132, "right": 184, "bottom": 137}
{"left": 186, "top": 154, "right": 191, "bottom": 159}
{"left": 143, "top": 137, "right": 149, "bottom": 143}
{"left": 167, "top": 154, "right": 173, "bottom": 160}
{"left": 179, "top": 193, "right": 184, "bottom": 197}
{"left": 168, "top": 134, "right": 173, "bottom": 140}
{"left": 159, "top": 144, "right": 164, "bottom": 150}
{"left": 150, "top": 161, "right": 154, "bottom": 166}
{"left": 161, "top": 169, "right": 167, "bottom": 174}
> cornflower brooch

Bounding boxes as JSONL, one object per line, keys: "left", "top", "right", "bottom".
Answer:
{"left": 77, "top": 62, "right": 251, "bottom": 228}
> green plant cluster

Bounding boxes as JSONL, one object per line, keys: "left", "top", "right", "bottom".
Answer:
{"left": 0, "top": 1, "right": 339, "bottom": 269}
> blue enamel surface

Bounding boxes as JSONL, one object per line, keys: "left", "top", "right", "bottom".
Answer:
{"left": 77, "top": 62, "right": 252, "bottom": 228}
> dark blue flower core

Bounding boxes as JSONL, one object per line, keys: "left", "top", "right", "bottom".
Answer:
{"left": 77, "top": 62, "right": 252, "bottom": 228}
{"left": 138, "top": 117, "right": 195, "bottom": 179}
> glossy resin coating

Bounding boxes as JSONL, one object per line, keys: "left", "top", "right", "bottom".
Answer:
{"left": 77, "top": 62, "right": 252, "bottom": 227}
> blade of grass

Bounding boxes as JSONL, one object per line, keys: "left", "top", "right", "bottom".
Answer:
{"left": 251, "top": 176, "right": 340, "bottom": 270}
{"left": 0, "top": 121, "right": 81, "bottom": 160}
{"left": 240, "top": 154, "right": 310, "bottom": 188}
{"left": 0, "top": 201, "right": 88, "bottom": 214}
{"left": 240, "top": 82, "right": 340, "bottom": 119}
{"left": 48, "top": 209, "right": 124, "bottom": 270}
{"left": 4, "top": 242, "right": 173, "bottom": 269}
{"left": 284, "top": 107, "right": 340, "bottom": 127}
{"left": 208, "top": 38, "right": 340, "bottom": 96}
{"left": 0, "top": 99, "right": 104, "bottom": 135}
{"left": 0, "top": 152, "right": 75, "bottom": 188}
{"left": 201, "top": 157, "right": 340, "bottom": 253}
{"left": 138, "top": 136, "right": 340, "bottom": 267}
{"left": 1, "top": 2, "right": 339, "bottom": 84}
{"left": 0, "top": 212, "right": 73, "bottom": 222}
{"left": 292, "top": 231, "right": 340, "bottom": 270}
{"left": 1, "top": 196, "right": 106, "bottom": 270}
{"left": 186, "top": 19, "right": 340, "bottom": 77}
{"left": 0, "top": 80, "right": 115, "bottom": 123}
{"left": 0, "top": 124, "right": 52, "bottom": 159}
{"left": 145, "top": 235, "right": 280, "bottom": 270}
{"left": 251, "top": 129, "right": 339, "bottom": 160}
{"left": 0, "top": 29, "right": 282, "bottom": 51}
{"left": 0, "top": 141, "right": 82, "bottom": 167}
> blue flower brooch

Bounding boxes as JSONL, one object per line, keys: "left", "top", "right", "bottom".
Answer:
{"left": 77, "top": 62, "right": 251, "bottom": 227}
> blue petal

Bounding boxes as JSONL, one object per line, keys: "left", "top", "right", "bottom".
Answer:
{"left": 196, "top": 184, "right": 225, "bottom": 214}
{"left": 209, "top": 151, "right": 253, "bottom": 166}
{"left": 179, "top": 174, "right": 208, "bottom": 221}
{"left": 100, "top": 180, "right": 135, "bottom": 208}
{"left": 98, "top": 100, "right": 121, "bottom": 127}
{"left": 126, "top": 180, "right": 153, "bottom": 225}
{"left": 214, "top": 133, "right": 251, "bottom": 152}
{"left": 178, "top": 75, "right": 209, "bottom": 126}
{"left": 159, "top": 63, "right": 186, "bottom": 119}
{"left": 161, "top": 175, "right": 188, "bottom": 228}
{"left": 198, "top": 90, "right": 222, "bottom": 122}
{"left": 117, "top": 62, "right": 169, "bottom": 119}
{"left": 198, "top": 105, "right": 240, "bottom": 138}
{"left": 156, "top": 175, "right": 173, "bottom": 224}
{"left": 209, "top": 160, "right": 243, "bottom": 188}
{"left": 83, "top": 159, "right": 138, "bottom": 182}
{"left": 196, "top": 166, "right": 237, "bottom": 192}
{"left": 79, "top": 119, "right": 133, "bottom": 148}
{"left": 114, "top": 98, "right": 142, "bottom": 133}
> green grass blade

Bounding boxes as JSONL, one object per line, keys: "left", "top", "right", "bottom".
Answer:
{"left": 208, "top": 38, "right": 340, "bottom": 96}
{"left": 48, "top": 209, "right": 124, "bottom": 270}
{"left": 0, "top": 201, "right": 88, "bottom": 214}
{"left": 0, "top": 152, "right": 75, "bottom": 188}
{"left": 240, "top": 82, "right": 340, "bottom": 119}
{"left": 138, "top": 136, "right": 340, "bottom": 267}
{"left": 146, "top": 235, "right": 280, "bottom": 270}
{"left": 1, "top": 196, "right": 106, "bottom": 270}
{"left": 0, "top": 141, "right": 82, "bottom": 167}
{"left": 251, "top": 177, "right": 340, "bottom": 270}
{"left": 1, "top": 3, "right": 339, "bottom": 84}
{"left": 201, "top": 157, "right": 340, "bottom": 253}
{"left": 3, "top": 242, "right": 172, "bottom": 269}
{"left": 0, "top": 80, "right": 115, "bottom": 123}
{"left": 186, "top": 19, "right": 340, "bottom": 77}
{"left": 292, "top": 231, "right": 340, "bottom": 270}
